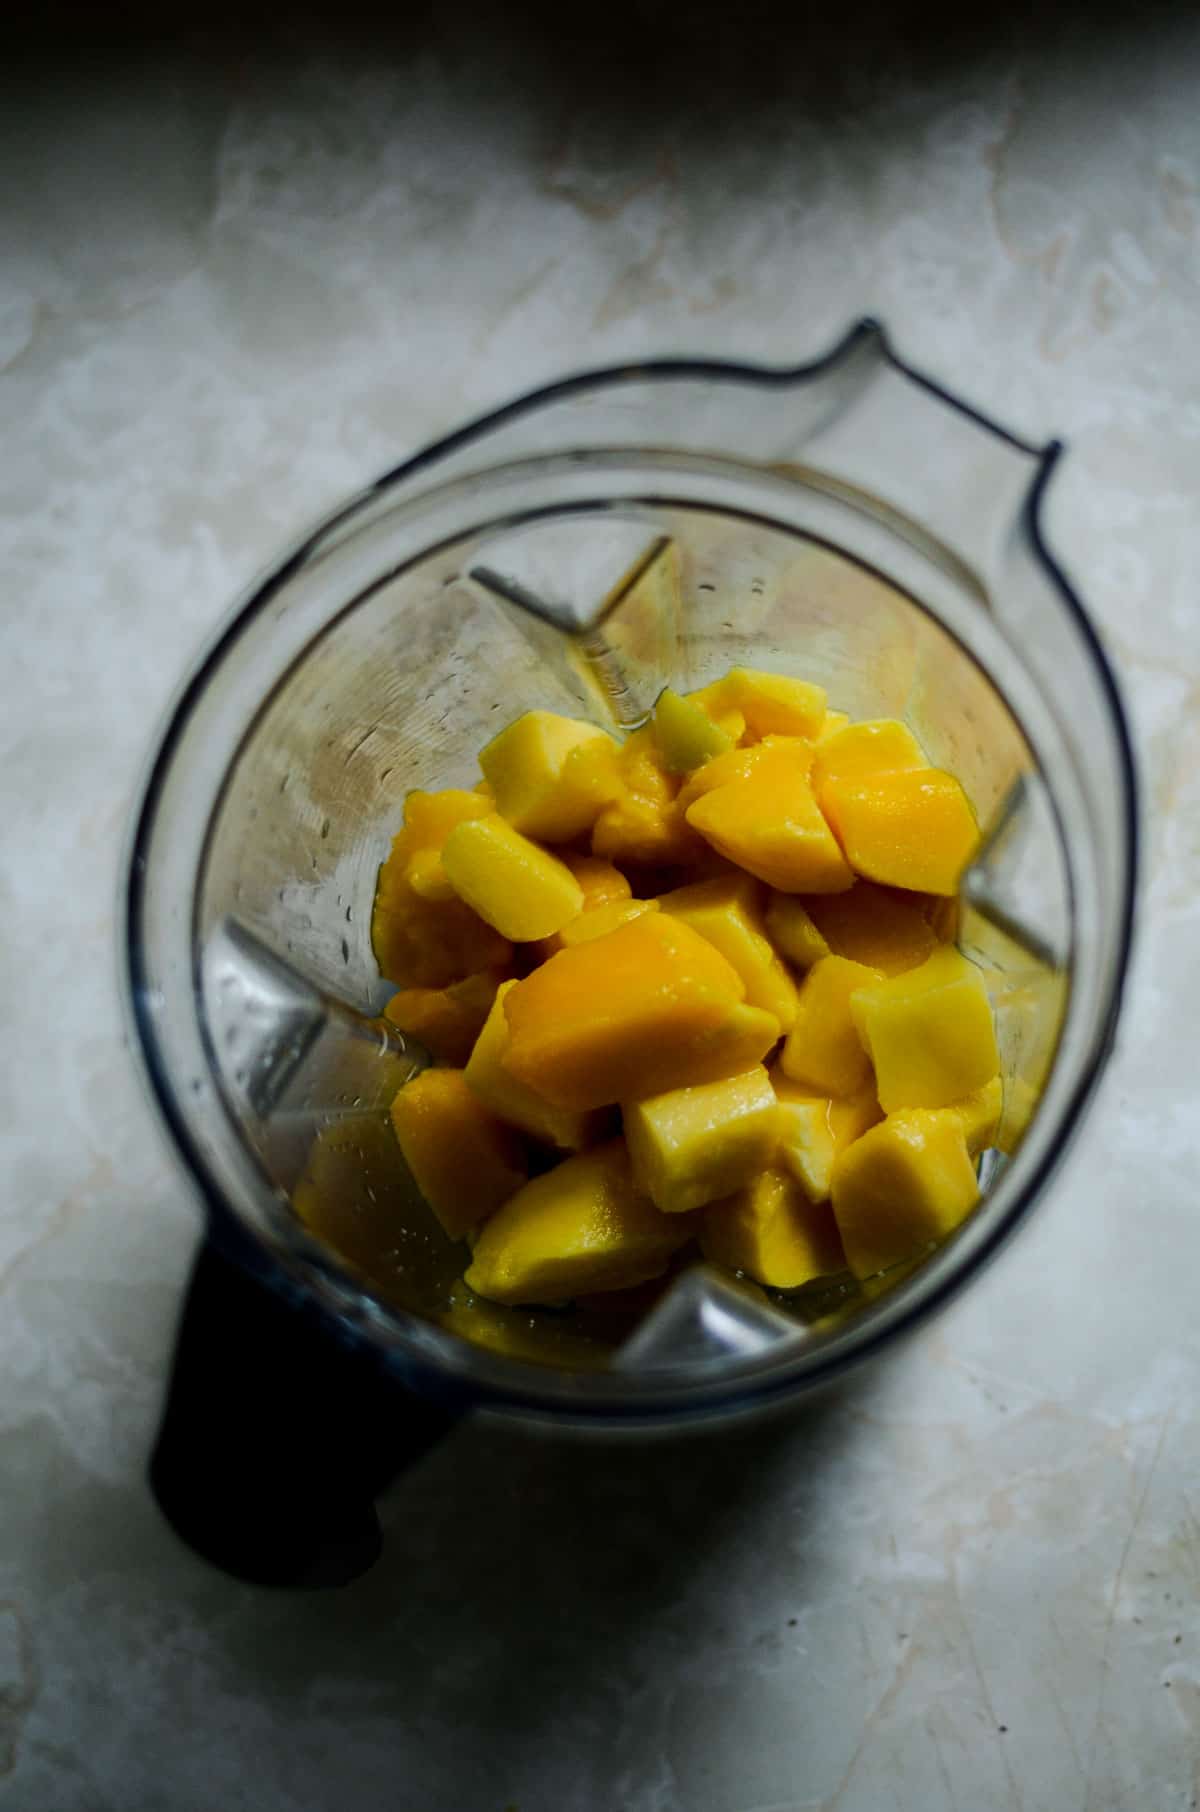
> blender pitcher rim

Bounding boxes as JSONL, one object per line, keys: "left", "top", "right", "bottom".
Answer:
{"left": 120, "top": 319, "right": 1140, "bottom": 1419}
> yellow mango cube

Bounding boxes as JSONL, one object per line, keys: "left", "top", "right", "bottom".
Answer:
{"left": 812, "top": 718, "right": 928, "bottom": 791}
{"left": 772, "top": 1074, "right": 881, "bottom": 1202}
{"left": 441, "top": 814, "right": 584, "bottom": 941}
{"left": 501, "top": 913, "right": 781, "bottom": 1110}
{"left": 479, "top": 710, "right": 618, "bottom": 842}
{"left": 658, "top": 872, "right": 799, "bottom": 1030}
{"left": 819, "top": 767, "right": 979, "bottom": 895}
{"left": 464, "top": 981, "right": 607, "bottom": 1151}
{"left": 850, "top": 946, "right": 1000, "bottom": 1113}
{"left": 532, "top": 855, "right": 632, "bottom": 957}
{"left": 813, "top": 710, "right": 850, "bottom": 747}
{"left": 383, "top": 967, "right": 509, "bottom": 1066}
{"left": 780, "top": 955, "right": 883, "bottom": 1098}
{"left": 592, "top": 789, "right": 701, "bottom": 867}
{"left": 373, "top": 788, "right": 513, "bottom": 986}
{"left": 404, "top": 847, "right": 459, "bottom": 903}
{"left": 652, "top": 687, "right": 734, "bottom": 773}
{"left": 389, "top": 1069, "right": 527, "bottom": 1242}
{"left": 798, "top": 881, "right": 939, "bottom": 976}
{"left": 701, "top": 1169, "right": 846, "bottom": 1289}
{"left": 464, "top": 1139, "right": 692, "bottom": 1305}
{"left": 686, "top": 751, "right": 854, "bottom": 894}
{"left": 764, "top": 893, "right": 831, "bottom": 969}
{"left": 560, "top": 898, "right": 660, "bottom": 946}
{"left": 676, "top": 737, "right": 810, "bottom": 814}
{"left": 831, "top": 1109, "right": 980, "bottom": 1279}
{"left": 624, "top": 1065, "right": 781, "bottom": 1215}
{"left": 949, "top": 1074, "right": 1004, "bottom": 1154}
{"left": 718, "top": 667, "right": 827, "bottom": 740}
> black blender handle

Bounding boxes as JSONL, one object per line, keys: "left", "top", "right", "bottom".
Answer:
{"left": 150, "top": 1237, "right": 461, "bottom": 1587}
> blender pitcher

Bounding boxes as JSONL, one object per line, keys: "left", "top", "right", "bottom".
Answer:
{"left": 125, "top": 320, "right": 1137, "bottom": 1586}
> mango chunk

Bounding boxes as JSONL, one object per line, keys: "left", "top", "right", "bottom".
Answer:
{"left": 560, "top": 898, "right": 660, "bottom": 946}
{"left": 949, "top": 1074, "right": 1004, "bottom": 1155}
{"left": 798, "top": 882, "right": 939, "bottom": 976}
{"left": 533, "top": 854, "right": 633, "bottom": 957}
{"left": 592, "top": 790, "right": 701, "bottom": 867}
{"left": 813, "top": 710, "right": 850, "bottom": 747}
{"left": 831, "top": 1109, "right": 980, "bottom": 1279}
{"left": 772, "top": 1075, "right": 881, "bottom": 1203}
{"left": 659, "top": 873, "right": 799, "bottom": 1030}
{"left": 718, "top": 667, "right": 827, "bottom": 740}
{"left": 850, "top": 946, "right": 1000, "bottom": 1113}
{"left": 652, "top": 687, "right": 734, "bottom": 773}
{"left": 500, "top": 913, "right": 780, "bottom": 1110}
{"left": 819, "top": 767, "right": 979, "bottom": 895}
{"left": 780, "top": 955, "right": 883, "bottom": 1098}
{"left": 390, "top": 1069, "right": 527, "bottom": 1242}
{"left": 464, "top": 1139, "right": 691, "bottom": 1305}
{"left": 813, "top": 718, "right": 928, "bottom": 790}
{"left": 383, "top": 967, "right": 509, "bottom": 1066}
{"left": 764, "top": 893, "right": 831, "bottom": 969}
{"left": 701, "top": 1169, "right": 846, "bottom": 1289}
{"left": 441, "top": 814, "right": 584, "bottom": 941}
{"left": 686, "top": 750, "right": 854, "bottom": 894}
{"left": 373, "top": 790, "right": 513, "bottom": 986}
{"left": 479, "top": 710, "right": 618, "bottom": 843}
{"left": 401, "top": 787, "right": 493, "bottom": 848}
{"left": 624, "top": 1066, "right": 781, "bottom": 1215}
{"left": 465, "top": 981, "right": 607, "bottom": 1151}
{"left": 677, "top": 737, "right": 810, "bottom": 814}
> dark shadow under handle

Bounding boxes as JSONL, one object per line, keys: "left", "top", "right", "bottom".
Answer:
{"left": 151, "top": 1238, "right": 460, "bottom": 1587}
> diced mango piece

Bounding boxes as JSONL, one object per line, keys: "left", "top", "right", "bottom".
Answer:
{"left": 464, "top": 981, "right": 607, "bottom": 1151}
{"left": 624, "top": 1066, "right": 781, "bottom": 1215}
{"left": 819, "top": 767, "right": 979, "bottom": 895}
{"left": 798, "top": 882, "right": 939, "bottom": 976}
{"left": 772, "top": 1074, "right": 881, "bottom": 1202}
{"left": 500, "top": 913, "right": 777, "bottom": 1110}
{"left": 948, "top": 1074, "right": 1004, "bottom": 1155}
{"left": 372, "top": 882, "right": 511, "bottom": 991}
{"left": 831, "top": 1109, "right": 980, "bottom": 1279}
{"left": 685, "top": 687, "right": 747, "bottom": 745}
{"left": 592, "top": 790, "right": 701, "bottom": 866}
{"left": 464, "top": 1140, "right": 692, "bottom": 1305}
{"left": 479, "top": 710, "right": 618, "bottom": 842}
{"left": 405, "top": 847, "right": 458, "bottom": 903}
{"left": 532, "top": 855, "right": 633, "bottom": 957}
{"left": 383, "top": 967, "right": 509, "bottom": 1066}
{"left": 718, "top": 667, "right": 827, "bottom": 740}
{"left": 401, "top": 787, "right": 493, "bottom": 848}
{"left": 677, "top": 737, "right": 811, "bottom": 814}
{"left": 813, "top": 710, "right": 850, "bottom": 747}
{"left": 590, "top": 729, "right": 702, "bottom": 865}
{"left": 780, "top": 955, "right": 883, "bottom": 1098}
{"left": 658, "top": 873, "right": 799, "bottom": 1031}
{"left": 560, "top": 898, "right": 660, "bottom": 946}
{"left": 813, "top": 718, "right": 928, "bottom": 791}
{"left": 389, "top": 1069, "right": 527, "bottom": 1242}
{"left": 764, "top": 893, "right": 831, "bottom": 969}
{"left": 438, "top": 1297, "right": 605, "bottom": 1369}
{"left": 652, "top": 687, "right": 734, "bottom": 773}
{"left": 686, "top": 750, "right": 854, "bottom": 894}
{"left": 850, "top": 946, "right": 1000, "bottom": 1113}
{"left": 441, "top": 814, "right": 584, "bottom": 941}
{"left": 701, "top": 1168, "right": 846, "bottom": 1289}
{"left": 373, "top": 790, "right": 513, "bottom": 986}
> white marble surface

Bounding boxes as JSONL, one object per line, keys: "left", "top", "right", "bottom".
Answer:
{"left": 3, "top": 9, "right": 1200, "bottom": 1809}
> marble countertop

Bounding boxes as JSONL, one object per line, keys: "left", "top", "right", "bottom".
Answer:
{"left": 3, "top": 8, "right": 1199, "bottom": 1809}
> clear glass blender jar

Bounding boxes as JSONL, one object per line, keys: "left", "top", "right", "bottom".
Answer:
{"left": 125, "top": 321, "right": 1136, "bottom": 1579}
